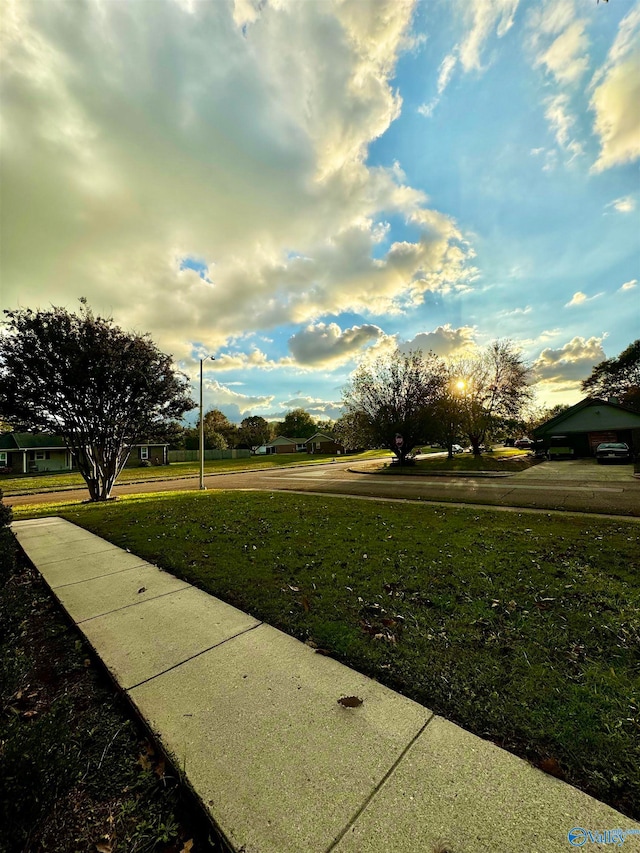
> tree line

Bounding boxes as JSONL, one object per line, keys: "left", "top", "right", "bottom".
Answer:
{"left": 169, "top": 408, "right": 333, "bottom": 451}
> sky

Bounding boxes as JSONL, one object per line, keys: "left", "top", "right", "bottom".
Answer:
{"left": 1, "top": 0, "right": 639, "bottom": 424}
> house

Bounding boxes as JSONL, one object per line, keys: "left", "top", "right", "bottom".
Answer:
{"left": 305, "top": 432, "right": 345, "bottom": 455}
{"left": 533, "top": 398, "right": 640, "bottom": 457}
{"left": 0, "top": 433, "right": 74, "bottom": 474}
{"left": 124, "top": 442, "right": 170, "bottom": 466}
{"left": 0, "top": 433, "right": 169, "bottom": 473}
{"left": 258, "top": 435, "right": 309, "bottom": 455}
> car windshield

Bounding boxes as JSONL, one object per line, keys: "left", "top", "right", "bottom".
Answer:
{"left": 597, "top": 443, "right": 627, "bottom": 449}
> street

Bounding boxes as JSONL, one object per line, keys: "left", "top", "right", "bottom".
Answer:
{"left": 6, "top": 457, "right": 640, "bottom": 517}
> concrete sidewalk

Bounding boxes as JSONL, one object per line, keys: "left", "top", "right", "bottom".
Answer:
{"left": 12, "top": 517, "right": 640, "bottom": 853}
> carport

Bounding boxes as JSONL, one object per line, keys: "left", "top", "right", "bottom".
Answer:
{"left": 534, "top": 397, "right": 640, "bottom": 458}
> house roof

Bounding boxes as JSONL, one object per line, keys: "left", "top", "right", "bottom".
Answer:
{"left": 0, "top": 432, "right": 168, "bottom": 450}
{"left": 533, "top": 398, "right": 640, "bottom": 437}
{"left": 305, "top": 432, "right": 341, "bottom": 444}
{"left": 0, "top": 433, "right": 68, "bottom": 450}
{"left": 266, "top": 435, "right": 309, "bottom": 446}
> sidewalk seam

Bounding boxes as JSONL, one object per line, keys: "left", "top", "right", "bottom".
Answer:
{"left": 125, "top": 621, "right": 263, "bottom": 691}
{"left": 51, "top": 561, "right": 152, "bottom": 589}
{"left": 75, "top": 584, "right": 192, "bottom": 623}
{"left": 323, "top": 713, "right": 436, "bottom": 853}
{"left": 23, "top": 545, "right": 127, "bottom": 569}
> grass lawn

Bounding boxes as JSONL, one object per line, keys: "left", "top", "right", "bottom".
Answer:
{"left": 382, "top": 447, "right": 538, "bottom": 473}
{"left": 0, "top": 449, "right": 390, "bottom": 496}
{"left": 13, "top": 490, "right": 640, "bottom": 819}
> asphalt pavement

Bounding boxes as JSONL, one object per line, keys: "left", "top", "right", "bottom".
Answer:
{"left": 6, "top": 457, "right": 640, "bottom": 517}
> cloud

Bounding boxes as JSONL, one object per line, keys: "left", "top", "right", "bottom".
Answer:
{"left": 498, "top": 305, "right": 532, "bottom": 317}
{"left": 397, "top": 324, "right": 477, "bottom": 358}
{"left": 619, "top": 279, "right": 638, "bottom": 292}
{"left": 202, "top": 378, "right": 274, "bottom": 417}
{"left": 605, "top": 195, "right": 636, "bottom": 214}
{"left": 208, "top": 348, "right": 296, "bottom": 371}
{"left": 1, "top": 1, "right": 475, "bottom": 358}
{"left": 590, "top": 5, "right": 640, "bottom": 172}
{"left": 564, "top": 291, "right": 603, "bottom": 307}
{"left": 458, "top": 0, "right": 519, "bottom": 73}
{"left": 419, "top": 0, "right": 519, "bottom": 114}
{"left": 533, "top": 335, "right": 606, "bottom": 386}
{"left": 288, "top": 322, "right": 387, "bottom": 367}
{"left": 543, "top": 94, "right": 583, "bottom": 160}
{"left": 531, "top": 6, "right": 589, "bottom": 85}
{"left": 527, "top": 1, "right": 589, "bottom": 164}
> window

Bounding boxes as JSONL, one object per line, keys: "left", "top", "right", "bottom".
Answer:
{"left": 140, "top": 446, "right": 149, "bottom": 460}
{"left": 0, "top": 452, "right": 6, "bottom": 464}
{"left": 35, "top": 450, "right": 46, "bottom": 460}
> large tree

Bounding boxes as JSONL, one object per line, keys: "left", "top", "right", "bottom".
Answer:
{"left": 280, "top": 408, "right": 317, "bottom": 439}
{"left": 581, "top": 340, "right": 640, "bottom": 410}
{"left": 238, "top": 415, "right": 270, "bottom": 448}
{"left": 0, "top": 303, "right": 194, "bottom": 500}
{"left": 201, "top": 408, "right": 237, "bottom": 446}
{"left": 342, "top": 349, "right": 444, "bottom": 463}
{"left": 333, "top": 410, "right": 374, "bottom": 451}
{"left": 452, "top": 341, "right": 533, "bottom": 455}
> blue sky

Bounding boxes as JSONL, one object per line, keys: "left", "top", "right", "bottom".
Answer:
{"left": 1, "top": 0, "right": 638, "bottom": 423}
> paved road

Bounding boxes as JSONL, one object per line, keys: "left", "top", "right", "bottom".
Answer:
{"left": 7, "top": 457, "right": 640, "bottom": 517}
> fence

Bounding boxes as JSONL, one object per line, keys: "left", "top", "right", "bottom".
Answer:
{"left": 167, "top": 449, "right": 252, "bottom": 463}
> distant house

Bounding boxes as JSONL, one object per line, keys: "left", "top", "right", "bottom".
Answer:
{"left": 305, "top": 432, "right": 345, "bottom": 455}
{"left": 0, "top": 433, "right": 73, "bottom": 474}
{"left": 123, "top": 442, "right": 170, "bottom": 467}
{"left": 533, "top": 398, "right": 640, "bottom": 457}
{"left": 0, "top": 433, "right": 169, "bottom": 473}
{"left": 257, "top": 435, "right": 308, "bottom": 455}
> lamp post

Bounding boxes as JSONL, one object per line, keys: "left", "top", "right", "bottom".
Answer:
{"left": 199, "top": 355, "right": 215, "bottom": 490}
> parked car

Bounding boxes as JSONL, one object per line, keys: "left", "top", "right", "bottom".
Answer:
{"left": 595, "top": 442, "right": 631, "bottom": 464}
{"left": 514, "top": 437, "right": 534, "bottom": 449}
{"left": 451, "top": 444, "right": 464, "bottom": 454}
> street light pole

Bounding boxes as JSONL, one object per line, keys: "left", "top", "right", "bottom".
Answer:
{"left": 199, "top": 355, "right": 215, "bottom": 490}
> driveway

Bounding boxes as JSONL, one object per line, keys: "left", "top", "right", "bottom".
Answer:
{"left": 514, "top": 458, "right": 636, "bottom": 482}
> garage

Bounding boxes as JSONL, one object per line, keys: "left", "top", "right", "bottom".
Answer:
{"left": 533, "top": 397, "right": 640, "bottom": 459}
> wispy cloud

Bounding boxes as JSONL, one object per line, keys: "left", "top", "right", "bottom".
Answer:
{"left": 419, "top": 0, "right": 519, "bottom": 116}
{"left": 605, "top": 195, "right": 636, "bottom": 214}
{"left": 565, "top": 291, "right": 604, "bottom": 307}
{"left": 499, "top": 305, "right": 532, "bottom": 317}
{"left": 618, "top": 279, "right": 638, "bottom": 293}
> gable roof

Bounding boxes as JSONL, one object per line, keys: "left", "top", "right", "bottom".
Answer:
{"left": 534, "top": 398, "right": 640, "bottom": 437}
{"left": 0, "top": 433, "right": 68, "bottom": 450}
{"left": 0, "top": 432, "right": 168, "bottom": 451}
{"left": 305, "top": 432, "right": 340, "bottom": 444}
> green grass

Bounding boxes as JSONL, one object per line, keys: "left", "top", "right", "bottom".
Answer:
{"left": 382, "top": 448, "right": 537, "bottom": 473}
{"left": 0, "top": 449, "right": 390, "bottom": 495}
{"left": 13, "top": 490, "right": 640, "bottom": 818}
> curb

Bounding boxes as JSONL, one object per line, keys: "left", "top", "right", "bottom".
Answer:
{"left": 348, "top": 467, "right": 514, "bottom": 479}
